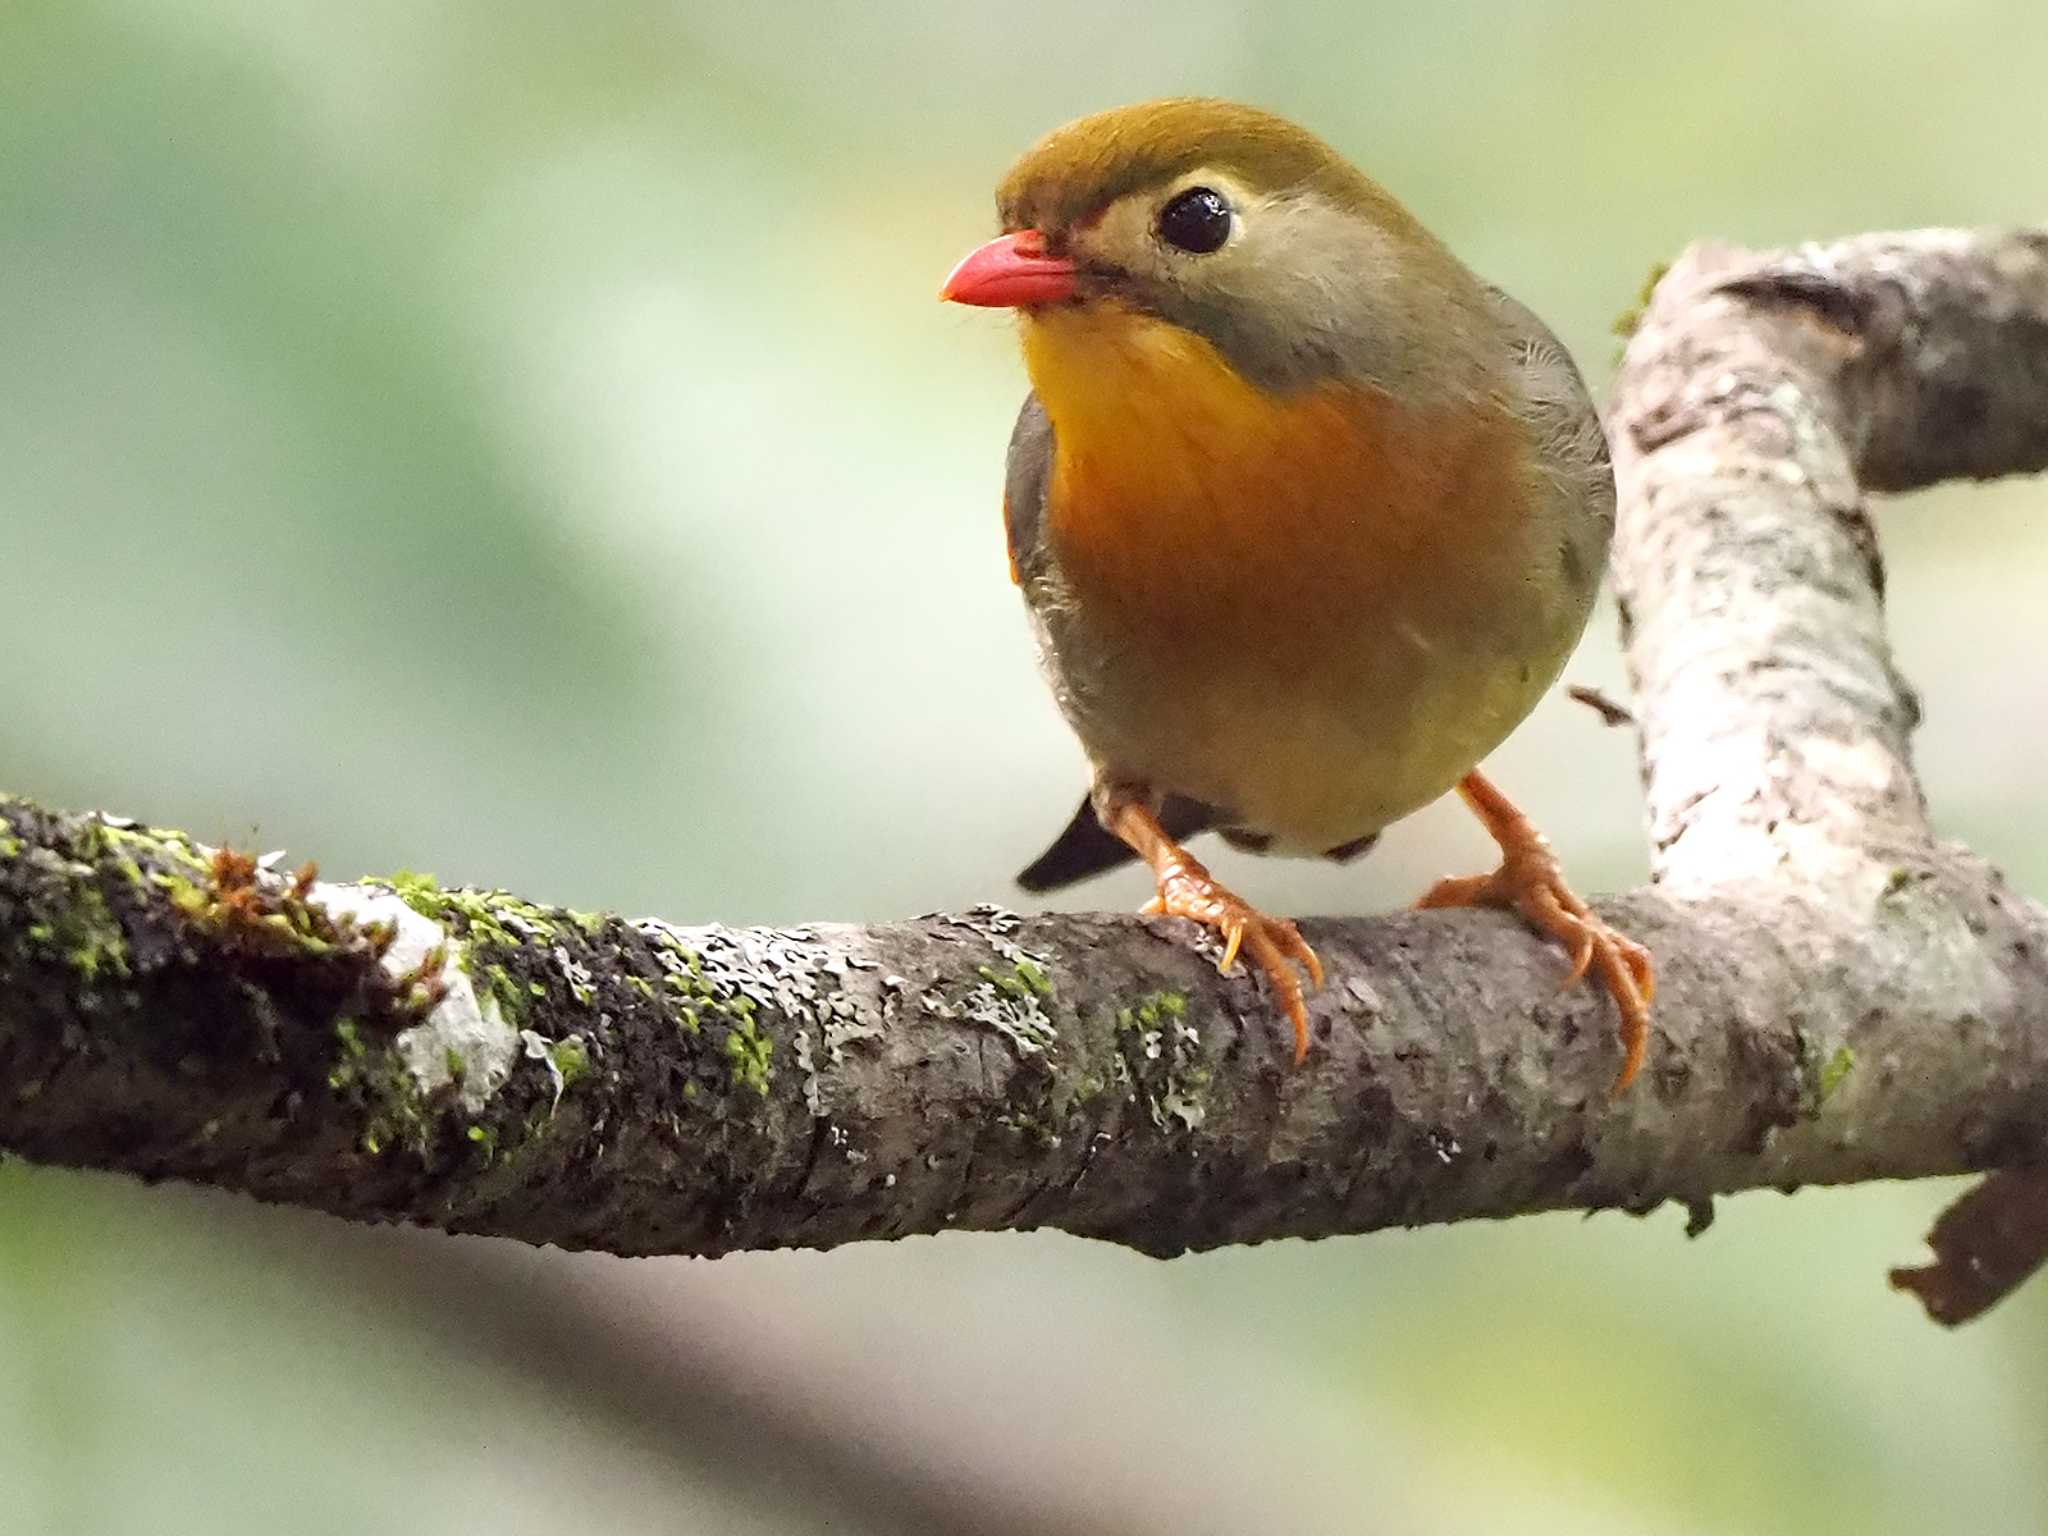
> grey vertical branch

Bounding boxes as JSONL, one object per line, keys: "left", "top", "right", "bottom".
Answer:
{"left": 0, "top": 227, "right": 2044, "bottom": 1314}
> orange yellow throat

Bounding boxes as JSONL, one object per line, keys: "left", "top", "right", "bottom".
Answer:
{"left": 1018, "top": 302, "right": 1522, "bottom": 641}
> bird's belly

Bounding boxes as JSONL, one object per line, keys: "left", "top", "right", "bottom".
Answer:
{"left": 1036, "top": 574, "right": 1581, "bottom": 852}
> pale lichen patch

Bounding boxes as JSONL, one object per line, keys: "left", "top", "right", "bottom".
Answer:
{"left": 312, "top": 882, "right": 516, "bottom": 1113}
{"left": 1115, "top": 991, "right": 1209, "bottom": 1133}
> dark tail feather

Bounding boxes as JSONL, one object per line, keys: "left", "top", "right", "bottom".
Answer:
{"left": 1321, "top": 831, "right": 1380, "bottom": 864}
{"left": 1016, "top": 794, "right": 1213, "bottom": 893}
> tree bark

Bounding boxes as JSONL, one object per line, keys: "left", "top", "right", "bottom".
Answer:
{"left": 3, "top": 227, "right": 2045, "bottom": 1311}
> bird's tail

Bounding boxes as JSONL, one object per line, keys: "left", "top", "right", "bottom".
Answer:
{"left": 1015, "top": 794, "right": 1214, "bottom": 892}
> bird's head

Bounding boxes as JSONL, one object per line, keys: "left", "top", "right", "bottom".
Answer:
{"left": 941, "top": 99, "right": 1485, "bottom": 400}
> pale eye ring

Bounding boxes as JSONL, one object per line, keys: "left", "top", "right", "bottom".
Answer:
{"left": 1156, "top": 186, "right": 1232, "bottom": 254}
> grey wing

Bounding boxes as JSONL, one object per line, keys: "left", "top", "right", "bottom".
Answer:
{"left": 1488, "top": 286, "right": 1616, "bottom": 593}
{"left": 1007, "top": 394, "right": 1197, "bottom": 891}
{"left": 1003, "top": 392, "right": 1055, "bottom": 585}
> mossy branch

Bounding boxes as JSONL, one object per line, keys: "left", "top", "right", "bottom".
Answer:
{"left": 0, "top": 792, "right": 2042, "bottom": 1266}
{"left": 2, "top": 226, "right": 2046, "bottom": 1315}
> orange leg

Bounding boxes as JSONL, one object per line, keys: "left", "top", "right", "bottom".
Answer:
{"left": 1417, "top": 770, "right": 1655, "bottom": 1094}
{"left": 1106, "top": 797, "right": 1323, "bottom": 1063}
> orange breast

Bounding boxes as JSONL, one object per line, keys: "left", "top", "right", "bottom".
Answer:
{"left": 1023, "top": 303, "right": 1528, "bottom": 677}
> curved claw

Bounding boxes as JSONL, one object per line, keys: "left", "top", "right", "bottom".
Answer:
{"left": 1596, "top": 938, "right": 1654, "bottom": 1094}
{"left": 1143, "top": 865, "right": 1320, "bottom": 1063}
{"left": 1418, "top": 776, "right": 1658, "bottom": 1094}
{"left": 1216, "top": 921, "right": 1245, "bottom": 975}
{"left": 1295, "top": 931, "right": 1326, "bottom": 990}
{"left": 1108, "top": 798, "right": 1322, "bottom": 1065}
{"left": 1239, "top": 915, "right": 1321, "bottom": 1063}
{"left": 1241, "top": 925, "right": 1312, "bottom": 1063}
{"left": 1561, "top": 930, "right": 1596, "bottom": 990}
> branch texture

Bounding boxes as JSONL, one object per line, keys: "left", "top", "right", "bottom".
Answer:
{"left": 3, "top": 228, "right": 2045, "bottom": 1286}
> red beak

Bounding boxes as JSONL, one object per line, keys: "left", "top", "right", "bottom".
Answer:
{"left": 939, "top": 229, "right": 1077, "bottom": 307}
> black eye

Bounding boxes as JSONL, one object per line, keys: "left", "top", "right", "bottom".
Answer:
{"left": 1156, "top": 187, "right": 1232, "bottom": 254}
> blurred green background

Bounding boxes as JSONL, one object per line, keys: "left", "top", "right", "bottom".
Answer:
{"left": 4, "top": 2, "right": 2047, "bottom": 1531}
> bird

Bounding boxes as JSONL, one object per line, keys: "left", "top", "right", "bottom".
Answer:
{"left": 940, "top": 99, "right": 1654, "bottom": 1091}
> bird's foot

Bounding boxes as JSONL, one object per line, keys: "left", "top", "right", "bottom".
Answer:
{"left": 1419, "top": 777, "right": 1655, "bottom": 1094}
{"left": 1142, "top": 850, "right": 1322, "bottom": 1062}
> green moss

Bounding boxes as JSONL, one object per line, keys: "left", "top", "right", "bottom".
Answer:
{"left": 649, "top": 934, "right": 718, "bottom": 1043}
{"left": 1795, "top": 1033, "right": 1859, "bottom": 1116}
{"left": 64, "top": 825, "right": 212, "bottom": 956}
{"left": 379, "top": 870, "right": 563, "bottom": 953}
{"left": 1611, "top": 259, "right": 1671, "bottom": 340}
{"left": 979, "top": 959, "right": 1054, "bottom": 1004}
{"left": 1818, "top": 1046, "right": 1855, "bottom": 1103}
{"left": 721, "top": 1011, "right": 774, "bottom": 1098}
{"left": 326, "top": 1018, "right": 369, "bottom": 1091}
{"left": 1115, "top": 990, "right": 1187, "bottom": 1033}
{"left": 520, "top": 1027, "right": 583, "bottom": 1110}
{"left": 386, "top": 868, "right": 444, "bottom": 915}
{"left": 358, "top": 1065, "right": 429, "bottom": 1156}
{"left": 22, "top": 882, "right": 130, "bottom": 984}
{"left": 324, "top": 1016, "right": 431, "bottom": 1155}
{"left": 101, "top": 823, "right": 210, "bottom": 877}
{"left": 481, "top": 962, "right": 524, "bottom": 1017}
{"left": 645, "top": 929, "right": 708, "bottom": 994}
{"left": 652, "top": 946, "right": 771, "bottom": 1093}
{"left": 153, "top": 871, "right": 208, "bottom": 918}
{"left": 381, "top": 872, "right": 606, "bottom": 1029}
{"left": 264, "top": 912, "right": 336, "bottom": 957}
{"left": 548, "top": 1035, "right": 590, "bottom": 1089}
{"left": 0, "top": 835, "right": 20, "bottom": 860}
{"left": 635, "top": 925, "right": 795, "bottom": 1106}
